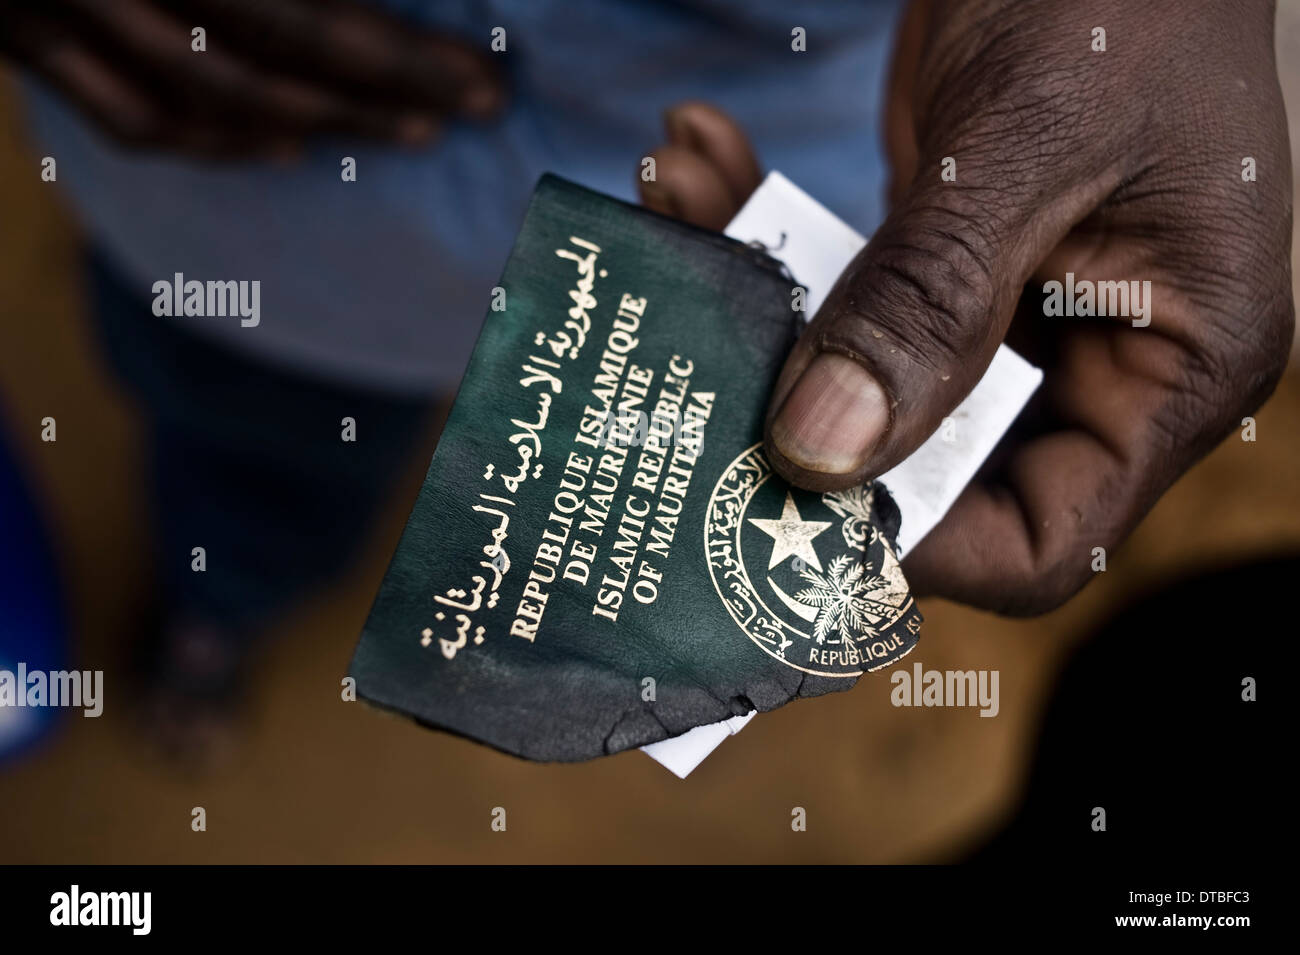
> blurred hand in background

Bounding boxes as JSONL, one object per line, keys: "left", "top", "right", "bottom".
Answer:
{"left": 0, "top": 0, "right": 504, "bottom": 158}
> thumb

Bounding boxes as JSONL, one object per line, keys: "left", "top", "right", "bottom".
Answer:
{"left": 763, "top": 159, "right": 1112, "bottom": 492}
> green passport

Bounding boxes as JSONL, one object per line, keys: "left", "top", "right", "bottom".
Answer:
{"left": 351, "top": 175, "right": 921, "bottom": 761}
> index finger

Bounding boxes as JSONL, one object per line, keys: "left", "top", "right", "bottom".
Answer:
{"left": 900, "top": 317, "right": 1241, "bottom": 616}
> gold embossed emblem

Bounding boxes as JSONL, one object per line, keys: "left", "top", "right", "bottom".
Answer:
{"left": 704, "top": 444, "right": 920, "bottom": 677}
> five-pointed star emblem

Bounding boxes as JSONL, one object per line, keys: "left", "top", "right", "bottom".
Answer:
{"left": 748, "top": 492, "right": 832, "bottom": 572}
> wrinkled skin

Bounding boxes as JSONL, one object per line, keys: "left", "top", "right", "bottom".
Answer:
{"left": 642, "top": 0, "right": 1294, "bottom": 615}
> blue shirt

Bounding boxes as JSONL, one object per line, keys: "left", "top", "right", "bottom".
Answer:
{"left": 24, "top": 0, "right": 901, "bottom": 394}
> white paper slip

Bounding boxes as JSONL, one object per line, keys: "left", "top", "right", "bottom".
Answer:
{"left": 877, "top": 346, "right": 1041, "bottom": 556}
{"left": 640, "top": 711, "right": 756, "bottom": 779}
{"left": 641, "top": 172, "right": 1043, "bottom": 778}
{"left": 724, "top": 172, "right": 867, "bottom": 321}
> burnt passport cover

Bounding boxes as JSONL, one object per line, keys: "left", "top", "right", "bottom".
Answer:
{"left": 350, "top": 175, "right": 921, "bottom": 761}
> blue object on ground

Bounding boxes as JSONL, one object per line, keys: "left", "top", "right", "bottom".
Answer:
{"left": 0, "top": 417, "right": 66, "bottom": 762}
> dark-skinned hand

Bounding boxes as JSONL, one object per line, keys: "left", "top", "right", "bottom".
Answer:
{"left": 641, "top": 0, "right": 1293, "bottom": 615}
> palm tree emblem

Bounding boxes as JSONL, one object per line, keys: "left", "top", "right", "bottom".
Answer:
{"left": 793, "top": 553, "right": 901, "bottom": 645}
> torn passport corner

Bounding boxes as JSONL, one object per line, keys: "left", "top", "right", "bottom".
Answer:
{"left": 640, "top": 171, "right": 1043, "bottom": 777}
{"left": 349, "top": 174, "right": 922, "bottom": 763}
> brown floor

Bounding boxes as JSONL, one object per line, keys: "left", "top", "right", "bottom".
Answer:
{"left": 1, "top": 60, "right": 1297, "bottom": 862}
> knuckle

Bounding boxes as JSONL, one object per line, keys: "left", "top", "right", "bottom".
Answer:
{"left": 1197, "top": 271, "right": 1294, "bottom": 420}
{"left": 998, "top": 505, "right": 1127, "bottom": 617}
{"left": 1236, "top": 287, "right": 1295, "bottom": 410}
{"left": 827, "top": 208, "right": 998, "bottom": 372}
{"left": 995, "top": 555, "right": 1090, "bottom": 617}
